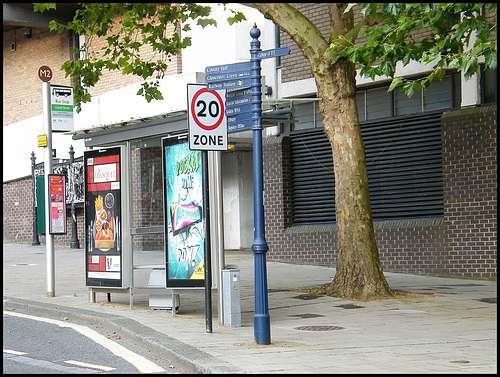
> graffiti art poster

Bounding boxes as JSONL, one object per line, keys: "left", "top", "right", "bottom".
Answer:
{"left": 84, "top": 147, "right": 122, "bottom": 287}
{"left": 162, "top": 135, "right": 208, "bottom": 288}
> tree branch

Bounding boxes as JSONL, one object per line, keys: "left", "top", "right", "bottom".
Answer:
{"left": 252, "top": 3, "right": 329, "bottom": 65}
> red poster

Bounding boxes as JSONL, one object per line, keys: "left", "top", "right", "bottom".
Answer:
{"left": 48, "top": 174, "right": 66, "bottom": 234}
{"left": 84, "top": 147, "right": 122, "bottom": 287}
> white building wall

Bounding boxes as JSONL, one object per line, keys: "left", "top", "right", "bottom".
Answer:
{"left": 222, "top": 150, "right": 253, "bottom": 249}
{"left": 3, "top": 4, "right": 273, "bottom": 183}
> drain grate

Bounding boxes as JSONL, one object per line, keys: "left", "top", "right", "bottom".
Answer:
{"left": 292, "top": 294, "right": 320, "bottom": 300}
{"left": 289, "top": 313, "right": 324, "bottom": 319}
{"left": 295, "top": 325, "right": 344, "bottom": 331}
{"left": 336, "top": 304, "right": 364, "bottom": 309}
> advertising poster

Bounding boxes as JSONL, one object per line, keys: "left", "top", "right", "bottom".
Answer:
{"left": 163, "top": 136, "right": 208, "bottom": 288}
{"left": 84, "top": 147, "right": 122, "bottom": 287}
{"left": 48, "top": 174, "right": 66, "bottom": 234}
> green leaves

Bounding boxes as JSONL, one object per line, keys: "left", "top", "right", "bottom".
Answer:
{"left": 33, "top": 3, "right": 56, "bottom": 13}
{"left": 332, "top": 3, "right": 497, "bottom": 99}
{"left": 33, "top": 3, "right": 245, "bottom": 111}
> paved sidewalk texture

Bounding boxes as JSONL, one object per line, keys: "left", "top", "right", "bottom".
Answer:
{"left": 3, "top": 243, "right": 497, "bottom": 374}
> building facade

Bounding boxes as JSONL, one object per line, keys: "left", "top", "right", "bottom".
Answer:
{"left": 3, "top": 4, "right": 496, "bottom": 279}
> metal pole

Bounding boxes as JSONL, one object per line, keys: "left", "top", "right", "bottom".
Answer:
{"left": 31, "top": 152, "right": 40, "bottom": 246}
{"left": 214, "top": 150, "right": 225, "bottom": 325}
{"left": 69, "top": 145, "right": 80, "bottom": 248}
{"left": 203, "top": 150, "right": 213, "bottom": 333}
{"left": 43, "top": 80, "right": 55, "bottom": 297}
{"left": 250, "top": 24, "right": 270, "bottom": 345}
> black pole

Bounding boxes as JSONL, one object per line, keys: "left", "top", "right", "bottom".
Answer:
{"left": 69, "top": 145, "right": 80, "bottom": 248}
{"left": 31, "top": 152, "right": 40, "bottom": 246}
{"left": 203, "top": 150, "right": 212, "bottom": 333}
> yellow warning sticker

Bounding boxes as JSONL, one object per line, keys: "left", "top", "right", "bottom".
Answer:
{"left": 190, "top": 259, "right": 204, "bottom": 279}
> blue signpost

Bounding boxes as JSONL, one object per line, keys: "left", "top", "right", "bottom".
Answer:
{"left": 204, "top": 24, "right": 290, "bottom": 345}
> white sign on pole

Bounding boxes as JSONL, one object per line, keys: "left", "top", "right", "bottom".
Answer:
{"left": 50, "top": 85, "right": 74, "bottom": 132}
{"left": 188, "top": 84, "right": 227, "bottom": 151}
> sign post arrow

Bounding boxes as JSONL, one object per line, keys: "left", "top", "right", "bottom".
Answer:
{"left": 207, "top": 78, "right": 252, "bottom": 91}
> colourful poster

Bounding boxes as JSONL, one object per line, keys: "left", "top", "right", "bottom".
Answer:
{"left": 48, "top": 174, "right": 66, "bottom": 234}
{"left": 84, "top": 148, "right": 122, "bottom": 287}
{"left": 163, "top": 136, "right": 207, "bottom": 287}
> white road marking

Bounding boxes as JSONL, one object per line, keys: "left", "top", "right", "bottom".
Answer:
{"left": 4, "top": 349, "right": 28, "bottom": 355}
{"left": 4, "top": 311, "right": 166, "bottom": 373}
{"left": 65, "top": 360, "right": 116, "bottom": 371}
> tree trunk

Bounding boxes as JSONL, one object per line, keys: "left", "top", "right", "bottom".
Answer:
{"left": 314, "top": 57, "right": 394, "bottom": 300}
{"left": 254, "top": 2, "right": 394, "bottom": 300}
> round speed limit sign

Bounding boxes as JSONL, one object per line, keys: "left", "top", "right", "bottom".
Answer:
{"left": 188, "top": 84, "right": 227, "bottom": 150}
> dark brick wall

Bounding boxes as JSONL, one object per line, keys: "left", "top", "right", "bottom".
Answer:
{"left": 263, "top": 106, "right": 497, "bottom": 278}
{"left": 441, "top": 106, "right": 497, "bottom": 277}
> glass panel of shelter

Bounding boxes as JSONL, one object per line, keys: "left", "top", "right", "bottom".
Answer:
{"left": 130, "top": 137, "right": 165, "bottom": 291}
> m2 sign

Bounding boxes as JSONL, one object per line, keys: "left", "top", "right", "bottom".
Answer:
{"left": 162, "top": 135, "right": 209, "bottom": 288}
{"left": 187, "top": 84, "right": 227, "bottom": 151}
{"left": 84, "top": 147, "right": 122, "bottom": 287}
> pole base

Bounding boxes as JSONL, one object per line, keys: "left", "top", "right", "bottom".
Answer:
{"left": 70, "top": 240, "right": 80, "bottom": 249}
{"left": 254, "top": 313, "right": 270, "bottom": 345}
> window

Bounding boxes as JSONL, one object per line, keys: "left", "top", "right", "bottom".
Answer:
{"left": 481, "top": 66, "right": 497, "bottom": 104}
{"left": 284, "top": 72, "right": 458, "bottom": 133}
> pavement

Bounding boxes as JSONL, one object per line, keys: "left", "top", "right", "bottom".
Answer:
{"left": 3, "top": 243, "right": 497, "bottom": 374}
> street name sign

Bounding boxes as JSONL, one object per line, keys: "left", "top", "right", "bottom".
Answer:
{"left": 226, "top": 95, "right": 251, "bottom": 108}
{"left": 227, "top": 112, "right": 254, "bottom": 124}
{"left": 226, "top": 87, "right": 252, "bottom": 100}
{"left": 188, "top": 84, "right": 227, "bottom": 151}
{"left": 207, "top": 77, "right": 252, "bottom": 91}
{"left": 257, "top": 46, "right": 291, "bottom": 60}
{"left": 228, "top": 120, "right": 254, "bottom": 133}
{"left": 206, "top": 70, "right": 251, "bottom": 83}
{"left": 225, "top": 102, "right": 253, "bottom": 116}
{"left": 205, "top": 61, "right": 252, "bottom": 74}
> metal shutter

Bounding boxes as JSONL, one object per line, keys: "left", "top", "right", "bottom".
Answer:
{"left": 290, "top": 111, "right": 444, "bottom": 224}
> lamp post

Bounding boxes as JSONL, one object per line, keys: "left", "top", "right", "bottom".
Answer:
{"left": 69, "top": 145, "right": 80, "bottom": 248}
{"left": 250, "top": 24, "right": 270, "bottom": 345}
{"left": 31, "top": 151, "right": 40, "bottom": 246}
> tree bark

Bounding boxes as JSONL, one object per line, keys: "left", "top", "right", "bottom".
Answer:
{"left": 255, "top": 2, "right": 394, "bottom": 300}
{"left": 314, "top": 57, "right": 394, "bottom": 300}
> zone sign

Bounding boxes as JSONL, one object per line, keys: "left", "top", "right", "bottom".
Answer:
{"left": 188, "top": 84, "right": 227, "bottom": 151}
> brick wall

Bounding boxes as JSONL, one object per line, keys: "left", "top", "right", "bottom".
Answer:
{"left": 441, "top": 106, "right": 497, "bottom": 276}
{"left": 3, "top": 27, "right": 73, "bottom": 125}
{"left": 3, "top": 15, "right": 182, "bottom": 127}
{"left": 3, "top": 176, "right": 86, "bottom": 248}
{"left": 263, "top": 105, "right": 497, "bottom": 278}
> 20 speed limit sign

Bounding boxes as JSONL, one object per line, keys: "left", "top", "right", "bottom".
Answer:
{"left": 188, "top": 84, "right": 227, "bottom": 151}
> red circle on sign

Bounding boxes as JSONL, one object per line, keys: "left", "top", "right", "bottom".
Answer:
{"left": 191, "top": 88, "right": 225, "bottom": 131}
